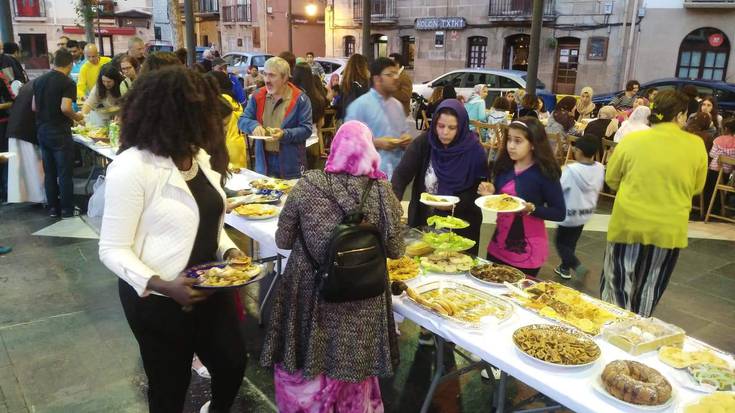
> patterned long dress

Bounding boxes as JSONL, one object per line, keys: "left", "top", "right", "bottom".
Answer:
{"left": 260, "top": 170, "right": 405, "bottom": 410}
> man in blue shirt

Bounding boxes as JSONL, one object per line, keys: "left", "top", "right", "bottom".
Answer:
{"left": 345, "top": 57, "right": 411, "bottom": 179}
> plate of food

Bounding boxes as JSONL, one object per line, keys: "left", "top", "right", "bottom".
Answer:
{"left": 426, "top": 215, "right": 469, "bottom": 230}
{"left": 184, "top": 257, "right": 265, "bottom": 289}
{"left": 420, "top": 193, "right": 460, "bottom": 207}
{"left": 233, "top": 204, "right": 280, "bottom": 220}
{"left": 387, "top": 256, "right": 420, "bottom": 282}
{"left": 393, "top": 280, "right": 513, "bottom": 328}
{"left": 513, "top": 324, "right": 600, "bottom": 367}
{"left": 659, "top": 345, "right": 735, "bottom": 393}
{"left": 593, "top": 360, "right": 675, "bottom": 410}
{"left": 239, "top": 190, "right": 283, "bottom": 204}
{"left": 422, "top": 231, "right": 475, "bottom": 252}
{"left": 678, "top": 391, "right": 735, "bottom": 412}
{"left": 505, "top": 281, "right": 633, "bottom": 336}
{"left": 249, "top": 127, "right": 279, "bottom": 140}
{"left": 405, "top": 240, "right": 434, "bottom": 257}
{"left": 468, "top": 262, "right": 525, "bottom": 286}
{"left": 249, "top": 178, "right": 297, "bottom": 193}
{"left": 419, "top": 251, "right": 474, "bottom": 274}
{"left": 475, "top": 194, "right": 525, "bottom": 213}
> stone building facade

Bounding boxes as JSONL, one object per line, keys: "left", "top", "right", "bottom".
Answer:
{"left": 327, "top": 0, "right": 637, "bottom": 93}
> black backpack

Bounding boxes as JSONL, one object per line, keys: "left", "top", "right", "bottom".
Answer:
{"left": 298, "top": 177, "right": 388, "bottom": 303}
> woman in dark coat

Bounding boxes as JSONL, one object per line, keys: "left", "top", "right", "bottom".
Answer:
{"left": 392, "top": 99, "right": 489, "bottom": 255}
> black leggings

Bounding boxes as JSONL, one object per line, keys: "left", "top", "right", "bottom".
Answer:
{"left": 119, "top": 280, "right": 247, "bottom": 413}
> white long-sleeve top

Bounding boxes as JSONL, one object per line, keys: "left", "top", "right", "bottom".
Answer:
{"left": 99, "top": 146, "right": 237, "bottom": 297}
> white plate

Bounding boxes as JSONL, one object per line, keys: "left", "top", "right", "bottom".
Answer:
{"left": 249, "top": 135, "right": 275, "bottom": 140}
{"left": 420, "top": 195, "right": 460, "bottom": 208}
{"left": 513, "top": 324, "right": 600, "bottom": 368}
{"left": 677, "top": 392, "right": 735, "bottom": 413}
{"left": 475, "top": 195, "right": 526, "bottom": 213}
{"left": 234, "top": 206, "right": 280, "bottom": 220}
{"left": 592, "top": 376, "right": 676, "bottom": 411}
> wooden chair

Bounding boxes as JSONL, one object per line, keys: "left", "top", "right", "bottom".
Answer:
{"left": 564, "top": 135, "right": 579, "bottom": 165}
{"left": 599, "top": 138, "right": 618, "bottom": 199}
{"left": 320, "top": 108, "right": 337, "bottom": 156}
{"left": 470, "top": 120, "right": 495, "bottom": 153}
{"left": 421, "top": 109, "right": 430, "bottom": 131}
{"left": 705, "top": 155, "right": 735, "bottom": 223}
{"left": 488, "top": 123, "right": 507, "bottom": 151}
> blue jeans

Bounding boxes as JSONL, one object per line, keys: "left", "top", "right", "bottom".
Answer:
{"left": 38, "top": 125, "right": 75, "bottom": 214}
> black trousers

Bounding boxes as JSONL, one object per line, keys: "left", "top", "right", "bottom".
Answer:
{"left": 554, "top": 225, "right": 585, "bottom": 271}
{"left": 119, "top": 280, "right": 247, "bottom": 413}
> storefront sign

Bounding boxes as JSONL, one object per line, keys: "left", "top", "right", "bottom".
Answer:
{"left": 708, "top": 33, "right": 724, "bottom": 48}
{"left": 415, "top": 17, "right": 466, "bottom": 31}
{"left": 63, "top": 26, "right": 137, "bottom": 36}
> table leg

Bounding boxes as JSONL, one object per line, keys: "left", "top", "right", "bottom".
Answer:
{"left": 420, "top": 335, "right": 445, "bottom": 413}
{"left": 494, "top": 370, "right": 507, "bottom": 413}
{"left": 258, "top": 254, "right": 284, "bottom": 327}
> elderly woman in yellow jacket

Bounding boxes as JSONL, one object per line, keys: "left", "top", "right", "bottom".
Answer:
{"left": 601, "top": 90, "right": 707, "bottom": 317}
{"left": 208, "top": 71, "right": 248, "bottom": 169}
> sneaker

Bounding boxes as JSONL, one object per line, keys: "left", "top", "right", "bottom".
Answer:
{"left": 554, "top": 265, "right": 572, "bottom": 280}
{"left": 575, "top": 264, "right": 589, "bottom": 278}
{"left": 199, "top": 401, "right": 211, "bottom": 413}
{"left": 418, "top": 332, "right": 434, "bottom": 347}
{"left": 49, "top": 209, "right": 60, "bottom": 218}
{"left": 61, "top": 209, "right": 80, "bottom": 219}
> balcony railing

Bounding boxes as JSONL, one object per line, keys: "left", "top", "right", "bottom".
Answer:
{"left": 488, "top": 0, "right": 555, "bottom": 20}
{"left": 222, "top": 3, "right": 251, "bottom": 22}
{"left": 197, "top": 0, "right": 219, "bottom": 14}
{"left": 13, "top": 0, "right": 46, "bottom": 17}
{"left": 353, "top": 0, "right": 397, "bottom": 23}
{"left": 684, "top": 0, "right": 735, "bottom": 8}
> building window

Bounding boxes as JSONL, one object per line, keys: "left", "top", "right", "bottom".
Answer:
{"left": 677, "top": 27, "right": 729, "bottom": 81}
{"left": 434, "top": 31, "right": 444, "bottom": 48}
{"left": 467, "top": 36, "right": 487, "bottom": 68}
{"left": 344, "top": 36, "right": 355, "bottom": 57}
{"left": 587, "top": 37, "right": 608, "bottom": 61}
{"left": 154, "top": 26, "right": 162, "bottom": 41}
{"left": 401, "top": 36, "right": 415, "bottom": 69}
{"left": 503, "top": 34, "right": 529, "bottom": 71}
{"left": 372, "top": 34, "right": 388, "bottom": 57}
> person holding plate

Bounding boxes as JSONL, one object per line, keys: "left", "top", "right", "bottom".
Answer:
{"left": 80, "top": 63, "right": 124, "bottom": 127}
{"left": 477, "top": 117, "right": 565, "bottom": 276}
{"left": 99, "top": 66, "right": 247, "bottom": 413}
{"left": 392, "top": 99, "right": 488, "bottom": 255}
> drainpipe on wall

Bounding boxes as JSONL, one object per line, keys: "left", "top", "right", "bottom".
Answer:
{"left": 0, "top": 0, "right": 13, "bottom": 43}
{"left": 622, "top": 0, "right": 640, "bottom": 86}
{"left": 618, "top": 0, "right": 630, "bottom": 89}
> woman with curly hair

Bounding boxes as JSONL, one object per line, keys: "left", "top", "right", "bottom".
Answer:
{"left": 99, "top": 66, "right": 246, "bottom": 413}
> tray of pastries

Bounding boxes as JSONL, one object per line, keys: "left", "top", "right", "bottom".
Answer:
{"left": 468, "top": 262, "right": 526, "bottom": 286}
{"left": 387, "top": 256, "right": 420, "bottom": 282}
{"left": 505, "top": 281, "right": 633, "bottom": 336}
{"left": 602, "top": 317, "right": 685, "bottom": 355}
{"left": 419, "top": 251, "right": 474, "bottom": 274}
{"left": 399, "top": 281, "right": 513, "bottom": 328}
{"left": 249, "top": 178, "right": 297, "bottom": 192}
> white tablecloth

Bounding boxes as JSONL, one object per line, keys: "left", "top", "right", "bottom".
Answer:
{"left": 222, "top": 169, "right": 720, "bottom": 412}
{"left": 393, "top": 274, "right": 719, "bottom": 413}
{"left": 73, "top": 134, "right": 117, "bottom": 160}
{"left": 224, "top": 169, "right": 291, "bottom": 261}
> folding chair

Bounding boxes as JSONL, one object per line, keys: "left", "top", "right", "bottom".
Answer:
{"left": 564, "top": 135, "right": 579, "bottom": 165}
{"left": 320, "top": 108, "right": 337, "bottom": 155}
{"left": 705, "top": 155, "right": 735, "bottom": 224}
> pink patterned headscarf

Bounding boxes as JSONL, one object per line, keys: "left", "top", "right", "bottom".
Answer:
{"left": 324, "top": 121, "right": 387, "bottom": 180}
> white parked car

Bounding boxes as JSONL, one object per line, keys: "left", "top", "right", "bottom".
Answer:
{"left": 222, "top": 52, "right": 274, "bottom": 80}
{"left": 315, "top": 57, "right": 347, "bottom": 84}
{"left": 413, "top": 68, "right": 552, "bottom": 106}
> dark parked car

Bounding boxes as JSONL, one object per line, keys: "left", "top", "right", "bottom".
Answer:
{"left": 593, "top": 78, "right": 735, "bottom": 117}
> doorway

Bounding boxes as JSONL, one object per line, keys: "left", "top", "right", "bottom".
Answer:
{"left": 553, "top": 37, "right": 580, "bottom": 95}
{"left": 503, "top": 34, "right": 529, "bottom": 71}
{"left": 372, "top": 34, "right": 388, "bottom": 58}
{"left": 18, "top": 33, "right": 49, "bottom": 70}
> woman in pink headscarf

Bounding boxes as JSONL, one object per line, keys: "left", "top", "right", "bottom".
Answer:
{"left": 262, "top": 120, "right": 405, "bottom": 413}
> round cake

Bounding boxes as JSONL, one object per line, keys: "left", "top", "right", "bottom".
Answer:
{"left": 601, "top": 360, "right": 672, "bottom": 406}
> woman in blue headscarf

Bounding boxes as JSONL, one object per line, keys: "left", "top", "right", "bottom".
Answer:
{"left": 392, "top": 99, "right": 489, "bottom": 255}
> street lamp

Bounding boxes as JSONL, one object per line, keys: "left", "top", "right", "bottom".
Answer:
{"left": 305, "top": 2, "right": 317, "bottom": 16}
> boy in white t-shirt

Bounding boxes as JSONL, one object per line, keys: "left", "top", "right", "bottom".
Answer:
{"left": 554, "top": 135, "right": 605, "bottom": 279}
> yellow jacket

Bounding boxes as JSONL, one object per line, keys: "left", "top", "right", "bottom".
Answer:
{"left": 222, "top": 94, "right": 247, "bottom": 169}
{"left": 77, "top": 56, "right": 111, "bottom": 100}
{"left": 606, "top": 122, "right": 707, "bottom": 249}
